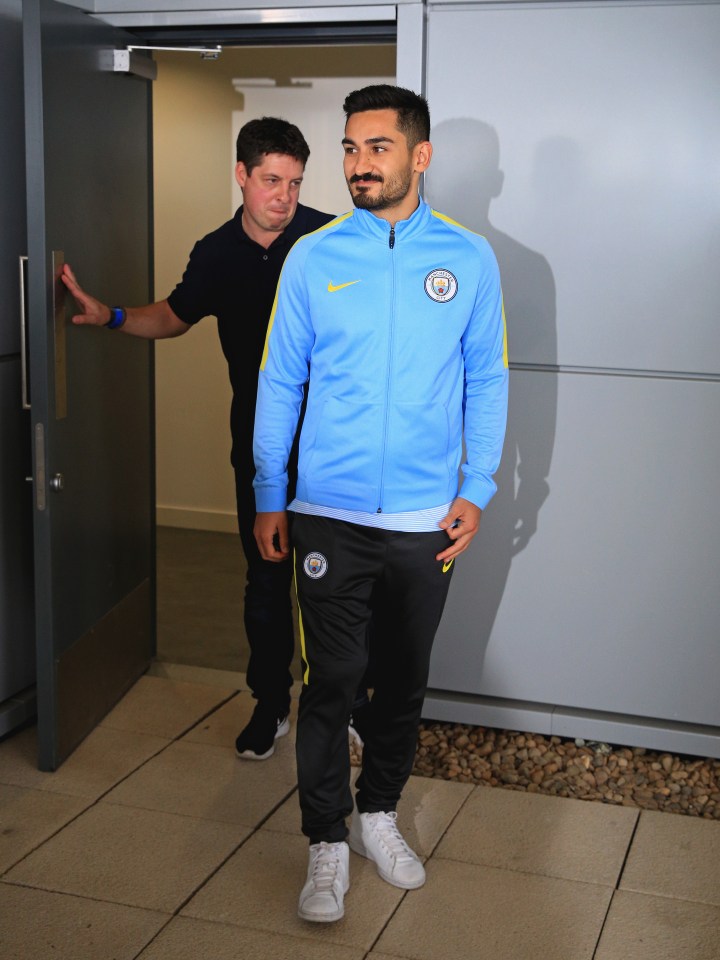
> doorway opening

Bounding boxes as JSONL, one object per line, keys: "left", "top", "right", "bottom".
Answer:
{"left": 151, "top": 43, "right": 396, "bottom": 673}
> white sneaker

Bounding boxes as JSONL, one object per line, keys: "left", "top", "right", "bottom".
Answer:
{"left": 349, "top": 810, "right": 425, "bottom": 889}
{"left": 298, "top": 841, "right": 350, "bottom": 923}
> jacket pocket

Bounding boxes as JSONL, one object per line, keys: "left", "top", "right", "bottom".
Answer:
{"left": 301, "top": 396, "right": 384, "bottom": 507}
{"left": 384, "top": 401, "right": 457, "bottom": 506}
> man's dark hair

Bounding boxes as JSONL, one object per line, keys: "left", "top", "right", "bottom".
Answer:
{"left": 343, "top": 84, "right": 430, "bottom": 149}
{"left": 236, "top": 116, "right": 310, "bottom": 171}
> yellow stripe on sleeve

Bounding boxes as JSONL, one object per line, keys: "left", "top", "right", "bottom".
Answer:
{"left": 502, "top": 298, "right": 509, "bottom": 368}
{"left": 260, "top": 284, "right": 281, "bottom": 372}
{"left": 430, "top": 208, "right": 466, "bottom": 230}
{"left": 431, "top": 209, "right": 508, "bottom": 367}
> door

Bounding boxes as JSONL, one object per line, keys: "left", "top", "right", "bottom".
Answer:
{"left": 24, "top": 0, "right": 154, "bottom": 770}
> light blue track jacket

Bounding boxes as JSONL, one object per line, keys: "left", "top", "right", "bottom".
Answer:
{"left": 254, "top": 199, "right": 508, "bottom": 515}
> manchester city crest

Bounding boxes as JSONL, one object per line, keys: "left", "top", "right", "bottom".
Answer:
{"left": 303, "top": 552, "right": 328, "bottom": 579}
{"left": 424, "top": 268, "right": 458, "bottom": 303}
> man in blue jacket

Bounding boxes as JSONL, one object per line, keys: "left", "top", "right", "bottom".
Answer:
{"left": 253, "top": 85, "right": 508, "bottom": 923}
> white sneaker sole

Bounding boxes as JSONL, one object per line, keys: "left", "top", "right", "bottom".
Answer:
{"left": 298, "top": 901, "right": 345, "bottom": 923}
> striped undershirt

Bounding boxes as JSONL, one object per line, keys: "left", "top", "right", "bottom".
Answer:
{"left": 288, "top": 499, "right": 453, "bottom": 533}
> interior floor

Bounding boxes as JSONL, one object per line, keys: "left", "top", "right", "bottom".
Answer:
{"left": 156, "top": 525, "right": 302, "bottom": 678}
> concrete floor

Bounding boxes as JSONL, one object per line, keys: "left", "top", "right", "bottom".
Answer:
{"left": 2, "top": 662, "right": 720, "bottom": 960}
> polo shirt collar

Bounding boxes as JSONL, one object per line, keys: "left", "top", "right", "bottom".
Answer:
{"left": 232, "top": 204, "right": 305, "bottom": 253}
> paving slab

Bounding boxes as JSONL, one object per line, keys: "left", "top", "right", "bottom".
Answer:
{"left": 595, "top": 889, "right": 720, "bottom": 960}
{"left": 0, "top": 784, "right": 90, "bottom": 873}
{"left": 375, "top": 858, "right": 612, "bottom": 960}
{"left": 436, "top": 786, "right": 638, "bottom": 885}
{"left": 0, "top": 882, "right": 167, "bottom": 960}
{"left": 136, "top": 915, "right": 366, "bottom": 959}
{"left": 0, "top": 724, "right": 169, "bottom": 799}
{"left": 367, "top": 955, "right": 408, "bottom": 960}
{"left": 99, "top": 674, "right": 235, "bottom": 739}
{"left": 5, "top": 801, "right": 249, "bottom": 913}
{"left": 620, "top": 809, "right": 720, "bottom": 906}
{"left": 367, "top": 955, "right": 410, "bottom": 960}
{"left": 104, "top": 738, "right": 297, "bottom": 826}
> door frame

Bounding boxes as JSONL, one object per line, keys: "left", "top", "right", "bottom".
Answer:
{"left": 87, "top": 1, "right": 424, "bottom": 91}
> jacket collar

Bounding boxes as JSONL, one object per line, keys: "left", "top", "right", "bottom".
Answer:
{"left": 352, "top": 196, "right": 431, "bottom": 243}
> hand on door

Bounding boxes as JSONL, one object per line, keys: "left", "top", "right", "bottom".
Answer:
{"left": 60, "top": 265, "right": 189, "bottom": 339}
{"left": 61, "top": 263, "right": 112, "bottom": 326}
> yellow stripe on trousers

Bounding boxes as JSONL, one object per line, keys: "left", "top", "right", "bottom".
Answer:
{"left": 292, "top": 548, "right": 310, "bottom": 685}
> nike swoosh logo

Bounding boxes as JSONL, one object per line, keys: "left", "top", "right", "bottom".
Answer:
{"left": 327, "top": 280, "right": 361, "bottom": 293}
{"left": 442, "top": 558, "right": 455, "bottom": 574}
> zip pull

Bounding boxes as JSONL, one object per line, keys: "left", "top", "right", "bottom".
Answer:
{"left": 389, "top": 226, "right": 395, "bottom": 249}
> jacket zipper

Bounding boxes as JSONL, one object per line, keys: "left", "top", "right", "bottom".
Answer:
{"left": 377, "top": 224, "right": 396, "bottom": 512}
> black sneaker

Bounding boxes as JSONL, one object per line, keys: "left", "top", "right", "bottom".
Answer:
{"left": 235, "top": 704, "right": 290, "bottom": 761}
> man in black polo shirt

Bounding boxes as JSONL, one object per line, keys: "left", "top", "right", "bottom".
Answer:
{"left": 61, "top": 117, "right": 338, "bottom": 759}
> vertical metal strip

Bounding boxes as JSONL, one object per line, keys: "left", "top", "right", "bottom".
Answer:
{"left": 19, "top": 255, "right": 31, "bottom": 410}
{"left": 52, "top": 250, "right": 67, "bottom": 420}
{"left": 34, "top": 421, "right": 46, "bottom": 511}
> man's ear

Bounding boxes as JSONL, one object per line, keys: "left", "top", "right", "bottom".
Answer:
{"left": 413, "top": 141, "right": 433, "bottom": 174}
{"left": 235, "top": 162, "right": 248, "bottom": 189}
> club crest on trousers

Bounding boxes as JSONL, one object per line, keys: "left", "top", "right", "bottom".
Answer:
{"left": 303, "top": 552, "right": 329, "bottom": 579}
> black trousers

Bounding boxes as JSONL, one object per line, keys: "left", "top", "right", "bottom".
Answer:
{"left": 235, "top": 470, "right": 295, "bottom": 716}
{"left": 291, "top": 514, "right": 455, "bottom": 844}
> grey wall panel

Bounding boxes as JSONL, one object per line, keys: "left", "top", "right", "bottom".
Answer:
{"left": 431, "top": 369, "right": 720, "bottom": 728}
{"left": 0, "top": 0, "right": 27, "bottom": 358}
{"left": 425, "top": 1, "right": 720, "bottom": 374}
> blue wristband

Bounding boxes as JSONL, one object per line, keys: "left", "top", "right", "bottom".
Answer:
{"left": 106, "top": 307, "right": 126, "bottom": 329}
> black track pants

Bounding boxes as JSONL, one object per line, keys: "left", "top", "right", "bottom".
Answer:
{"left": 291, "top": 514, "right": 455, "bottom": 844}
{"left": 235, "top": 470, "right": 295, "bottom": 716}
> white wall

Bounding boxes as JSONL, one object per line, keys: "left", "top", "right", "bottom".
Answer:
{"left": 153, "top": 47, "right": 394, "bottom": 531}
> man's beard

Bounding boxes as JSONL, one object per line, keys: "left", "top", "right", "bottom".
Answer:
{"left": 348, "top": 168, "right": 413, "bottom": 211}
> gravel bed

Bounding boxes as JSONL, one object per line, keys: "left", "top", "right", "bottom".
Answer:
{"left": 351, "top": 722, "right": 720, "bottom": 819}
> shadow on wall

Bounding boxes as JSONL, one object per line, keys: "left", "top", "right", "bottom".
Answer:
{"left": 425, "top": 118, "right": 558, "bottom": 688}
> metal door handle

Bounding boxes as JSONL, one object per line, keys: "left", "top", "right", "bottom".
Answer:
{"left": 49, "top": 473, "right": 64, "bottom": 493}
{"left": 19, "top": 255, "right": 30, "bottom": 410}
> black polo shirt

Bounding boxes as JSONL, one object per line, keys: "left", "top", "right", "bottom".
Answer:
{"left": 167, "top": 203, "right": 335, "bottom": 472}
